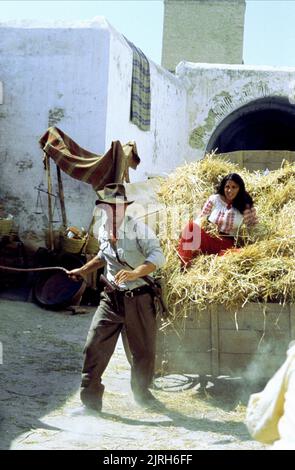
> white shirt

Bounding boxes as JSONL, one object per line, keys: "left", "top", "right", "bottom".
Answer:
{"left": 96, "top": 215, "right": 166, "bottom": 290}
{"left": 196, "top": 194, "right": 244, "bottom": 236}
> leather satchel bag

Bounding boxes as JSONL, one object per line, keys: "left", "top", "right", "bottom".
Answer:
{"left": 143, "top": 276, "right": 168, "bottom": 318}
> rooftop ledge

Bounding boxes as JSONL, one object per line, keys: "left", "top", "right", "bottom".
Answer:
{"left": 176, "top": 61, "right": 295, "bottom": 74}
{"left": 0, "top": 16, "right": 110, "bottom": 29}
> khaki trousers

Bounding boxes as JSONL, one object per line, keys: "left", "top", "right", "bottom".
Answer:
{"left": 81, "top": 290, "right": 157, "bottom": 399}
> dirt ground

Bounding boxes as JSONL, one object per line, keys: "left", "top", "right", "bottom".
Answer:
{"left": 0, "top": 299, "right": 267, "bottom": 450}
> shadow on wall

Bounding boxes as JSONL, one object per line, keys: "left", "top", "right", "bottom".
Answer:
{"left": 0, "top": 300, "right": 92, "bottom": 450}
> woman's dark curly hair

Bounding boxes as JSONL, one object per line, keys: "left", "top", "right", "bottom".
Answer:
{"left": 216, "top": 173, "right": 254, "bottom": 214}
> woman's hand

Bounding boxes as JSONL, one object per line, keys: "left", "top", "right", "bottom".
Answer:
{"left": 243, "top": 207, "right": 258, "bottom": 226}
{"left": 114, "top": 269, "right": 139, "bottom": 285}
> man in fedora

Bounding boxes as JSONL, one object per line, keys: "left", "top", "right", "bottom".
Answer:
{"left": 68, "top": 183, "right": 166, "bottom": 412}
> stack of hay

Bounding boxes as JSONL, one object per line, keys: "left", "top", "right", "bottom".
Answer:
{"left": 157, "top": 154, "right": 295, "bottom": 321}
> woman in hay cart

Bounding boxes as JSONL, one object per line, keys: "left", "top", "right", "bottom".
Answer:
{"left": 177, "top": 173, "right": 258, "bottom": 267}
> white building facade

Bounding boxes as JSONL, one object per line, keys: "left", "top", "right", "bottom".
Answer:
{"left": 1, "top": 18, "right": 295, "bottom": 245}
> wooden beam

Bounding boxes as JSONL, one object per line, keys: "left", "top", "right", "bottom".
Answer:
{"left": 56, "top": 165, "right": 67, "bottom": 229}
{"left": 290, "top": 304, "right": 295, "bottom": 341}
{"left": 44, "top": 153, "right": 54, "bottom": 251}
{"left": 210, "top": 304, "right": 219, "bottom": 376}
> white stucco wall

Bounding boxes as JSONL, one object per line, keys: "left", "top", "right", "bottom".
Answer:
{"left": 0, "top": 19, "right": 110, "bottom": 244}
{"left": 105, "top": 23, "right": 188, "bottom": 182}
{"left": 176, "top": 62, "right": 295, "bottom": 161}
{"left": 0, "top": 18, "right": 189, "bottom": 246}
{"left": 3, "top": 17, "right": 295, "bottom": 248}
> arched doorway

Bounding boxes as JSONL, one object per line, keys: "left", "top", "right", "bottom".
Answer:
{"left": 206, "top": 96, "right": 295, "bottom": 154}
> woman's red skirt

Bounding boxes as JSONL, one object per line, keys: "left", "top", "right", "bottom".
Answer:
{"left": 177, "top": 220, "right": 235, "bottom": 265}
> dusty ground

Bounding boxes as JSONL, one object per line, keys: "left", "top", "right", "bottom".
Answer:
{"left": 0, "top": 299, "right": 266, "bottom": 450}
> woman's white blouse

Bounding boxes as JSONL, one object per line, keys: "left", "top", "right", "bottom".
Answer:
{"left": 195, "top": 194, "right": 244, "bottom": 236}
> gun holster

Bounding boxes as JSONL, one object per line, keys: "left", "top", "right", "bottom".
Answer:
{"left": 100, "top": 274, "right": 117, "bottom": 293}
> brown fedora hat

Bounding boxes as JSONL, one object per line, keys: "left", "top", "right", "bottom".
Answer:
{"left": 95, "top": 183, "right": 134, "bottom": 205}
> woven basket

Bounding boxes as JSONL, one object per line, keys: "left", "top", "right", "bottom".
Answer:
{"left": 85, "top": 235, "right": 100, "bottom": 254}
{"left": 0, "top": 218, "right": 13, "bottom": 237}
{"left": 60, "top": 234, "right": 86, "bottom": 254}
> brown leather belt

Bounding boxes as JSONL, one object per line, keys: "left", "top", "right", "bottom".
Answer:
{"left": 106, "top": 284, "right": 153, "bottom": 299}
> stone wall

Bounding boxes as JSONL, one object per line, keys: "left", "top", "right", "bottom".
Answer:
{"left": 105, "top": 23, "right": 187, "bottom": 183}
{"left": 0, "top": 19, "right": 110, "bottom": 248}
{"left": 178, "top": 62, "right": 295, "bottom": 161}
{"left": 0, "top": 19, "right": 188, "bottom": 248}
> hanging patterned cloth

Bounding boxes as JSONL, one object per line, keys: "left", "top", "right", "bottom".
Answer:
{"left": 124, "top": 37, "right": 151, "bottom": 131}
{"left": 39, "top": 127, "right": 140, "bottom": 190}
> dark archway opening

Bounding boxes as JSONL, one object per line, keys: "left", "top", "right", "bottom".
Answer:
{"left": 206, "top": 97, "right": 295, "bottom": 154}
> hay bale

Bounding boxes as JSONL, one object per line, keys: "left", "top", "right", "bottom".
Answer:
{"left": 157, "top": 154, "right": 295, "bottom": 322}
